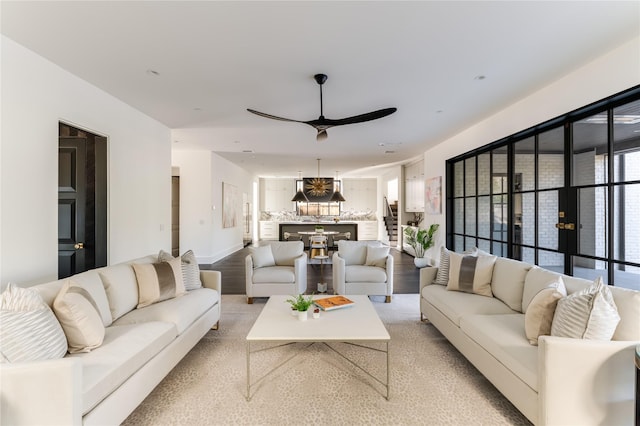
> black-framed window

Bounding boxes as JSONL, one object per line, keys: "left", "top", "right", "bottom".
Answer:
{"left": 447, "top": 85, "right": 640, "bottom": 290}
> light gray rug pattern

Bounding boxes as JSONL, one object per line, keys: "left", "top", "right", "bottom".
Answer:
{"left": 123, "top": 294, "right": 531, "bottom": 425}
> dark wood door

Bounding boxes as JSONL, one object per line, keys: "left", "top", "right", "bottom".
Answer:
{"left": 58, "top": 137, "right": 87, "bottom": 278}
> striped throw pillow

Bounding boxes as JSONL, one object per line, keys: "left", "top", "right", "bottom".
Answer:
{"left": 446, "top": 252, "right": 497, "bottom": 297}
{"left": 433, "top": 246, "right": 478, "bottom": 285}
{"left": 133, "top": 257, "right": 185, "bottom": 308}
{"left": 0, "top": 283, "right": 68, "bottom": 362}
{"left": 158, "top": 250, "right": 202, "bottom": 291}
{"left": 551, "top": 277, "right": 620, "bottom": 340}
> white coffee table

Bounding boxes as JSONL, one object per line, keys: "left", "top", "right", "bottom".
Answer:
{"left": 246, "top": 294, "right": 390, "bottom": 401}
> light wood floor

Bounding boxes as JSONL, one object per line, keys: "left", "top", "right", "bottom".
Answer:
{"left": 201, "top": 245, "right": 420, "bottom": 295}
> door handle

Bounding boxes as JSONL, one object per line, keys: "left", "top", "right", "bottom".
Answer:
{"left": 555, "top": 223, "right": 565, "bottom": 229}
{"left": 564, "top": 223, "right": 575, "bottom": 230}
{"left": 74, "top": 242, "right": 85, "bottom": 250}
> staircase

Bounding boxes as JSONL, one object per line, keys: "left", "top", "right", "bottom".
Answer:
{"left": 384, "top": 198, "right": 398, "bottom": 244}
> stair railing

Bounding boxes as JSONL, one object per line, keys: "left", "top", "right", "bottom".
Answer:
{"left": 383, "top": 196, "right": 395, "bottom": 219}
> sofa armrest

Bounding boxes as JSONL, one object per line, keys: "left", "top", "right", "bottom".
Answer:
{"left": 538, "top": 335, "right": 638, "bottom": 426}
{"left": 419, "top": 267, "right": 438, "bottom": 291}
{"left": 200, "top": 270, "right": 222, "bottom": 293}
{"left": 385, "top": 254, "right": 394, "bottom": 296}
{"left": 332, "top": 253, "right": 346, "bottom": 295}
{"left": 293, "top": 253, "right": 308, "bottom": 294}
{"left": 0, "top": 357, "right": 82, "bottom": 425}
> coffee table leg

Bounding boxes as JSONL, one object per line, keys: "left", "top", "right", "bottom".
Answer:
{"left": 386, "top": 340, "right": 390, "bottom": 400}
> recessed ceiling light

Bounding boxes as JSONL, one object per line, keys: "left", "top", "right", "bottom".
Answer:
{"left": 242, "top": 150, "right": 253, "bottom": 153}
{"left": 146, "top": 69, "right": 160, "bottom": 76}
{"left": 436, "top": 110, "right": 443, "bottom": 114}
{"left": 385, "top": 150, "right": 395, "bottom": 154}
{"left": 193, "top": 107, "right": 202, "bottom": 111}
{"left": 173, "top": 140, "right": 179, "bottom": 143}
{"left": 474, "top": 75, "right": 486, "bottom": 80}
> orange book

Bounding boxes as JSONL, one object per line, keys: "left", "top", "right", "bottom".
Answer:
{"left": 314, "top": 296, "right": 354, "bottom": 311}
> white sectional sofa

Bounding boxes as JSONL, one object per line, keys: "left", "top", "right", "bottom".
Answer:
{"left": 420, "top": 254, "right": 640, "bottom": 426}
{"left": 0, "top": 254, "right": 222, "bottom": 425}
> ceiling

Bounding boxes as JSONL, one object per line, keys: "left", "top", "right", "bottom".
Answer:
{"left": 2, "top": 1, "right": 639, "bottom": 178}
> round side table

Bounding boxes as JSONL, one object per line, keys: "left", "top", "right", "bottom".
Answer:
{"left": 314, "top": 255, "right": 329, "bottom": 293}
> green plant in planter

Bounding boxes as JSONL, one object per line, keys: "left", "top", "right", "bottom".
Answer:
{"left": 404, "top": 223, "right": 439, "bottom": 258}
{"left": 285, "top": 294, "right": 315, "bottom": 312}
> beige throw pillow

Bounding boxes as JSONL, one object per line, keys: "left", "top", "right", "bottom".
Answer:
{"left": 365, "top": 246, "right": 389, "bottom": 267}
{"left": 446, "top": 252, "right": 496, "bottom": 297}
{"left": 132, "top": 257, "right": 185, "bottom": 308}
{"left": 551, "top": 277, "right": 620, "bottom": 340}
{"left": 53, "top": 280, "right": 105, "bottom": 353}
{"left": 250, "top": 245, "right": 276, "bottom": 268}
{"left": 524, "top": 277, "right": 566, "bottom": 345}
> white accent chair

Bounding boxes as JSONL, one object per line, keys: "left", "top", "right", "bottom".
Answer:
{"left": 245, "top": 241, "right": 307, "bottom": 304}
{"left": 332, "top": 240, "right": 394, "bottom": 302}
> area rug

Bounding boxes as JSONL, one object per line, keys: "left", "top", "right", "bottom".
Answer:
{"left": 123, "top": 294, "right": 531, "bottom": 425}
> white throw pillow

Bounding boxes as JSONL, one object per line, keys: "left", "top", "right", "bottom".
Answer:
{"left": 132, "top": 257, "right": 186, "bottom": 308}
{"left": 365, "top": 246, "right": 390, "bottom": 267}
{"left": 338, "top": 241, "right": 379, "bottom": 266}
{"left": 524, "top": 277, "right": 566, "bottom": 345}
{"left": 446, "top": 252, "right": 496, "bottom": 297}
{"left": 158, "top": 249, "right": 202, "bottom": 291}
{"left": 250, "top": 245, "right": 276, "bottom": 268}
{"left": 0, "top": 283, "right": 68, "bottom": 362}
{"left": 551, "top": 277, "right": 620, "bottom": 340}
{"left": 100, "top": 263, "right": 140, "bottom": 321}
{"left": 53, "top": 280, "right": 105, "bottom": 353}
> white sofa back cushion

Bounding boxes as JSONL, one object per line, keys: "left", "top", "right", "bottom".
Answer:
{"left": 608, "top": 286, "right": 640, "bottom": 340}
{"left": 268, "top": 241, "right": 304, "bottom": 266}
{"left": 338, "top": 240, "right": 381, "bottom": 266}
{"left": 99, "top": 264, "right": 140, "bottom": 321}
{"left": 491, "top": 257, "right": 532, "bottom": 312}
{"left": 249, "top": 245, "right": 276, "bottom": 268}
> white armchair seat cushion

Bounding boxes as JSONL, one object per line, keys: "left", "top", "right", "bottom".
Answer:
{"left": 345, "top": 265, "right": 387, "bottom": 283}
{"left": 460, "top": 314, "right": 538, "bottom": 391}
{"left": 422, "top": 284, "right": 516, "bottom": 326}
{"left": 113, "top": 288, "right": 219, "bottom": 334}
{"left": 70, "top": 321, "right": 176, "bottom": 415}
{"left": 252, "top": 266, "right": 296, "bottom": 283}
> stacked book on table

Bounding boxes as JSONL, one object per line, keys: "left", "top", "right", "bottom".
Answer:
{"left": 314, "top": 296, "right": 354, "bottom": 311}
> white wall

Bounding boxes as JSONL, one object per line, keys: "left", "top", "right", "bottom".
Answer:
{"left": 422, "top": 36, "right": 640, "bottom": 252}
{"left": 171, "top": 149, "right": 255, "bottom": 263}
{"left": 1, "top": 36, "right": 172, "bottom": 286}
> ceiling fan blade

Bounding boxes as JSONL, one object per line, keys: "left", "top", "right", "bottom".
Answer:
{"left": 323, "top": 107, "right": 397, "bottom": 126}
{"left": 247, "top": 109, "right": 305, "bottom": 124}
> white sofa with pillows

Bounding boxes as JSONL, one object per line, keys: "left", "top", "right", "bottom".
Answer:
{"left": 420, "top": 248, "right": 640, "bottom": 425}
{"left": 332, "top": 240, "right": 394, "bottom": 302}
{"left": 0, "top": 250, "right": 221, "bottom": 426}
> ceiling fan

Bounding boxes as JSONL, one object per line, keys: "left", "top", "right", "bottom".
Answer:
{"left": 247, "top": 73, "right": 397, "bottom": 141}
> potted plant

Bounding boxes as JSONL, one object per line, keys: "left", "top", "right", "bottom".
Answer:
{"left": 285, "top": 294, "right": 315, "bottom": 321}
{"left": 404, "top": 223, "right": 439, "bottom": 268}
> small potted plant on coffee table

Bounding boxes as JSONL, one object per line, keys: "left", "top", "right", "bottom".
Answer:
{"left": 404, "top": 223, "right": 439, "bottom": 268}
{"left": 285, "top": 294, "right": 315, "bottom": 321}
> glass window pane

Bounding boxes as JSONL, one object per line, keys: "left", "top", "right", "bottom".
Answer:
{"left": 478, "top": 153, "right": 491, "bottom": 195}
{"left": 454, "top": 198, "right": 464, "bottom": 234}
{"left": 465, "top": 197, "right": 476, "bottom": 236}
{"left": 614, "top": 263, "right": 640, "bottom": 291}
{"left": 538, "top": 191, "right": 558, "bottom": 250}
{"left": 478, "top": 196, "right": 490, "bottom": 238}
{"left": 492, "top": 146, "right": 507, "bottom": 178}
{"left": 519, "top": 193, "right": 535, "bottom": 246}
{"left": 577, "top": 186, "right": 608, "bottom": 258}
{"left": 465, "top": 236, "right": 477, "bottom": 250}
{"left": 477, "top": 239, "right": 491, "bottom": 253}
{"left": 573, "top": 113, "right": 608, "bottom": 185}
{"left": 454, "top": 161, "right": 464, "bottom": 197}
{"left": 465, "top": 158, "right": 476, "bottom": 196}
{"left": 492, "top": 193, "right": 508, "bottom": 242}
{"left": 538, "top": 127, "right": 564, "bottom": 190}
{"left": 572, "top": 256, "right": 608, "bottom": 284}
{"left": 614, "top": 183, "right": 640, "bottom": 264}
{"left": 492, "top": 242, "right": 507, "bottom": 257}
{"left": 454, "top": 235, "right": 464, "bottom": 252}
{"left": 538, "top": 250, "right": 563, "bottom": 273}
{"left": 521, "top": 247, "right": 535, "bottom": 265}
{"left": 613, "top": 99, "right": 640, "bottom": 183}
{"left": 514, "top": 137, "right": 535, "bottom": 191}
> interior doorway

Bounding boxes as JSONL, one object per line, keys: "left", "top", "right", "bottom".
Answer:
{"left": 171, "top": 175, "right": 180, "bottom": 257}
{"left": 58, "top": 123, "right": 107, "bottom": 278}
